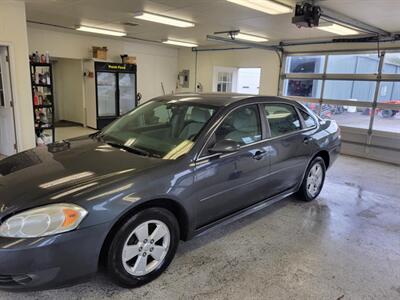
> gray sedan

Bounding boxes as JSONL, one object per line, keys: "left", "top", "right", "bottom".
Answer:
{"left": 0, "top": 94, "right": 340, "bottom": 290}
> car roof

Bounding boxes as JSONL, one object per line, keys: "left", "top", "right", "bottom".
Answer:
{"left": 151, "top": 93, "right": 301, "bottom": 108}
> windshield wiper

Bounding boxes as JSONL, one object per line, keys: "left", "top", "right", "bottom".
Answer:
{"left": 106, "top": 142, "right": 152, "bottom": 157}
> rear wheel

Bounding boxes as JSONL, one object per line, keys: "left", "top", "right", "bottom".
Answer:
{"left": 297, "top": 157, "right": 326, "bottom": 202}
{"left": 106, "top": 207, "right": 179, "bottom": 288}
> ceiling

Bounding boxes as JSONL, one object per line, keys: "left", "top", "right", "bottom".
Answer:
{"left": 23, "top": 0, "right": 400, "bottom": 47}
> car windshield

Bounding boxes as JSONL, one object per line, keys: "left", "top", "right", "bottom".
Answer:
{"left": 99, "top": 100, "right": 218, "bottom": 159}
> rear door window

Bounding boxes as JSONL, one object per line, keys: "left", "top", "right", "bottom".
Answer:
{"left": 264, "top": 104, "right": 301, "bottom": 137}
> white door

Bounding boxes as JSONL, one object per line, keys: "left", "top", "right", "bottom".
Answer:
{"left": 0, "top": 46, "right": 16, "bottom": 156}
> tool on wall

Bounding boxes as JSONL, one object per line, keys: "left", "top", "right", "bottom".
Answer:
{"left": 161, "top": 82, "right": 166, "bottom": 95}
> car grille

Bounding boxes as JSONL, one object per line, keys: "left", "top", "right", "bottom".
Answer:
{"left": 0, "top": 274, "right": 32, "bottom": 286}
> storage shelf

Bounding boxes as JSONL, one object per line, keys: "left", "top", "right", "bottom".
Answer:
{"left": 34, "top": 104, "right": 53, "bottom": 108}
{"left": 30, "top": 62, "right": 51, "bottom": 67}
{"left": 35, "top": 124, "right": 54, "bottom": 129}
{"left": 30, "top": 60, "right": 55, "bottom": 144}
{"left": 32, "top": 83, "right": 51, "bottom": 88}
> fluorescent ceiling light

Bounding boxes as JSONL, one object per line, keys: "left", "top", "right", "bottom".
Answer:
{"left": 235, "top": 32, "right": 268, "bottom": 42}
{"left": 226, "top": 0, "right": 292, "bottom": 15}
{"left": 134, "top": 12, "right": 195, "bottom": 28}
{"left": 162, "top": 39, "right": 198, "bottom": 47}
{"left": 317, "top": 23, "right": 360, "bottom": 35}
{"left": 76, "top": 25, "right": 126, "bottom": 36}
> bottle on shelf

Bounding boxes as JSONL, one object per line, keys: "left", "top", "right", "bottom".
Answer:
{"left": 34, "top": 93, "right": 39, "bottom": 106}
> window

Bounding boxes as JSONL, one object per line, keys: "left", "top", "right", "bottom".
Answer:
{"left": 151, "top": 104, "right": 172, "bottom": 124}
{"left": 214, "top": 105, "right": 261, "bottom": 146}
{"left": 264, "top": 104, "right": 301, "bottom": 137}
{"left": 329, "top": 106, "right": 371, "bottom": 130}
{"left": 378, "top": 81, "right": 400, "bottom": 103}
{"left": 216, "top": 71, "right": 233, "bottom": 92}
{"left": 282, "top": 52, "right": 400, "bottom": 137}
{"left": 383, "top": 53, "right": 400, "bottom": 74}
{"left": 373, "top": 109, "right": 400, "bottom": 133}
{"left": 323, "top": 80, "right": 377, "bottom": 102}
{"left": 284, "top": 79, "right": 322, "bottom": 98}
{"left": 375, "top": 83, "right": 400, "bottom": 133}
{"left": 327, "top": 54, "right": 379, "bottom": 74}
{"left": 285, "top": 55, "right": 325, "bottom": 73}
{"left": 102, "top": 101, "right": 217, "bottom": 159}
{"left": 300, "top": 110, "right": 317, "bottom": 128}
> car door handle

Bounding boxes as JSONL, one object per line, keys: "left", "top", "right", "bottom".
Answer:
{"left": 252, "top": 150, "right": 266, "bottom": 160}
{"left": 303, "top": 137, "right": 312, "bottom": 144}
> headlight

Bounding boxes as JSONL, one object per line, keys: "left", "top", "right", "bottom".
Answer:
{"left": 0, "top": 203, "right": 88, "bottom": 238}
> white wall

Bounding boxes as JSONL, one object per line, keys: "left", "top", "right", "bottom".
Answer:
{"left": 0, "top": 0, "right": 35, "bottom": 151}
{"left": 177, "top": 48, "right": 280, "bottom": 95}
{"left": 53, "top": 58, "right": 85, "bottom": 124}
{"left": 28, "top": 26, "right": 178, "bottom": 102}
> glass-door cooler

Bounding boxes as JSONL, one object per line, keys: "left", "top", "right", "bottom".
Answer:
{"left": 95, "top": 62, "right": 137, "bottom": 129}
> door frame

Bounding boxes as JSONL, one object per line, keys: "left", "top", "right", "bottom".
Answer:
{"left": 0, "top": 43, "right": 18, "bottom": 154}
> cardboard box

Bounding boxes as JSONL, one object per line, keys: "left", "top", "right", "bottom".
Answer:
{"left": 122, "top": 55, "right": 137, "bottom": 64}
{"left": 92, "top": 47, "right": 108, "bottom": 60}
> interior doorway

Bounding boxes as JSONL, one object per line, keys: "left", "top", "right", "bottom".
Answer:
{"left": 237, "top": 68, "right": 261, "bottom": 95}
{"left": 212, "top": 66, "right": 261, "bottom": 95}
{"left": 0, "top": 46, "right": 17, "bottom": 157}
{"left": 52, "top": 57, "right": 95, "bottom": 141}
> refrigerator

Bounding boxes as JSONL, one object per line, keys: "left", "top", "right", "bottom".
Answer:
{"left": 84, "top": 61, "right": 137, "bottom": 129}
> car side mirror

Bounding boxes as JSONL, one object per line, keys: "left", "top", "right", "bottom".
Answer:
{"left": 209, "top": 139, "right": 241, "bottom": 154}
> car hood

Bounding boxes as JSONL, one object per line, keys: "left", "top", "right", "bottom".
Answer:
{"left": 0, "top": 136, "right": 169, "bottom": 218}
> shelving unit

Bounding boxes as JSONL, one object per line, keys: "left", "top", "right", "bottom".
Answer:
{"left": 30, "top": 62, "right": 55, "bottom": 144}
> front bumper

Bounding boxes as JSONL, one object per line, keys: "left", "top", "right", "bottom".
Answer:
{"left": 0, "top": 222, "right": 110, "bottom": 291}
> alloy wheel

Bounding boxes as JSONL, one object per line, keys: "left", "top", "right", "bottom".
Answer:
{"left": 306, "top": 162, "right": 323, "bottom": 198}
{"left": 122, "top": 220, "right": 170, "bottom": 276}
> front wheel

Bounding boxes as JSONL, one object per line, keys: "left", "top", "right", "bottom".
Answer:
{"left": 106, "top": 207, "right": 180, "bottom": 288}
{"left": 297, "top": 157, "right": 326, "bottom": 202}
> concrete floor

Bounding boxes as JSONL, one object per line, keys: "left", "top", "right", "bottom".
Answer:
{"left": 1, "top": 155, "right": 399, "bottom": 299}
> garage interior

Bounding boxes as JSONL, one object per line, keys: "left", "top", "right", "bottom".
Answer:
{"left": 0, "top": 0, "right": 399, "bottom": 298}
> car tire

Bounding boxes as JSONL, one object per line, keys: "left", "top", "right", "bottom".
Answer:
{"left": 297, "top": 157, "right": 326, "bottom": 202}
{"left": 106, "top": 207, "right": 180, "bottom": 288}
